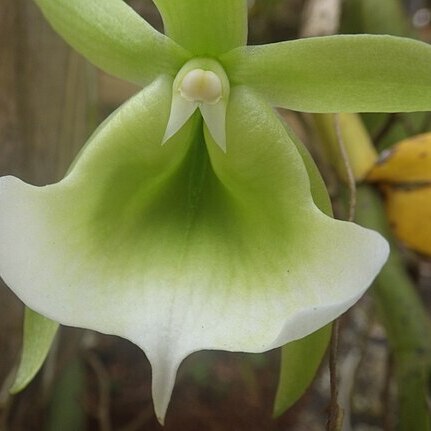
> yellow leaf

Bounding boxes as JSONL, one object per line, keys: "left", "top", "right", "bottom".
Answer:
{"left": 367, "top": 133, "right": 431, "bottom": 257}
{"left": 382, "top": 185, "right": 431, "bottom": 256}
{"left": 314, "top": 113, "right": 378, "bottom": 182}
{"left": 367, "top": 133, "right": 431, "bottom": 184}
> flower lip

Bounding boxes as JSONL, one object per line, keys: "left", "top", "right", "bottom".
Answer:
{"left": 179, "top": 69, "right": 223, "bottom": 105}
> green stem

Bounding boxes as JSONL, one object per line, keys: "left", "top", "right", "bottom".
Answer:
{"left": 356, "top": 185, "right": 431, "bottom": 431}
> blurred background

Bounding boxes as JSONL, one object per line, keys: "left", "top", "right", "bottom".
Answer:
{"left": 0, "top": 0, "right": 430, "bottom": 429}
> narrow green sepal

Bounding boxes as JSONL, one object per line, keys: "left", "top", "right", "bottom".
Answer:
{"left": 222, "top": 35, "right": 431, "bottom": 113}
{"left": 273, "top": 325, "right": 331, "bottom": 417}
{"left": 9, "top": 307, "right": 58, "bottom": 394}
{"left": 33, "top": 0, "right": 189, "bottom": 85}
{"left": 153, "top": 0, "right": 248, "bottom": 56}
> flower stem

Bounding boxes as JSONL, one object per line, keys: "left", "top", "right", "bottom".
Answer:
{"left": 326, "top": 320, "right": 343, "bottom": 431}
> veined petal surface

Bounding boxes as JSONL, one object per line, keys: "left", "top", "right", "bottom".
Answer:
{"left": 222, "top": 35, "right": 431, "bottom": 112}
{"left": 153, "top": 0, "right": 248, "bottom": 56}
{"left": 34, "top": 0, "right": 189, "bottom": 85}
{"left": 0, "top": 80, "right": 388, "bottom": 422}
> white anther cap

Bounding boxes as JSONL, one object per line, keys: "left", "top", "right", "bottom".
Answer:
{"left": 179, "top": 69, "right": 223, "bottom": 105}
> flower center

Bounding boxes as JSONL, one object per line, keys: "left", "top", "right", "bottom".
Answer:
{"left": 163, "top": 58, "right": 230, "bottom": 151}
{"left": 179, "top": 69, "right": 222, "bottom": 105}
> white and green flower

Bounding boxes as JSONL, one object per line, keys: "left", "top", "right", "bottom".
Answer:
{"left": 2, "top": 0, "right": 431, "bottom": 422}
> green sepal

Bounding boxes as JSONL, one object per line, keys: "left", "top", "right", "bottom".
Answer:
{"left": 274, "top": 325, "right": 331, "bottom": 417}
{"left": 153, "top": 0, "right": 248, "bottom": 56}
{"left": 33, "top": 0, "right": 189, "bottom": 85}
{"left": 340, "top": 0, "right": 428, "bottom": 150}
{"left": 222, "top": 35, "right": 431, "bottom": 113}
{"left": 9, "top": 307, "right": 58, "bottom": 393}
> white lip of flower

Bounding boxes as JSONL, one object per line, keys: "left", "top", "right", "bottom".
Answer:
{"left": 163, "top": 59, "right": 230, "bottom": 152}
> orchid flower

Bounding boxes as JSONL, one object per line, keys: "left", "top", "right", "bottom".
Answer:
{"left": 2, "top": 0, "right": 431, "bottom": 423}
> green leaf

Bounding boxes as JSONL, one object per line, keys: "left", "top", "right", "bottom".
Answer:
{"left": 222, "top": 35, "right": 431, "bottom": 113}
{"left": 356, "top": 186, "right": 431, "bottom": 431}
{"left": 274, "top": 325, "right": 331, "bottom": 417}
{"left": 34, "top": 0, "right": 189, "bottom": 85}
{"left": 46, "top": 358, "right": 86, "bottom": 431}
{"left": 153, "top": 0, "right": 248, "bottom": 56}
{"left": 9, "top": 307, "right": 58, "bottom": 393}
{"left": 340, "top": 0, "right": 413, "bottom": 36}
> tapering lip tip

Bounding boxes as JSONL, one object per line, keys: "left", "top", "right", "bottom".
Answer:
{"left": 156, "top": 415, "right": 166, "bottom": 426}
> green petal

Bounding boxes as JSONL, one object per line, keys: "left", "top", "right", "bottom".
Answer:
{"left": 283, "top": 124, "right": 333, "bottom": 216}
{"left": 10, "top": 308, "right": 58, "bottom": 393}
{"left": 153, "top": 0, "right": 248, "bottom": 56}
{"left": 34, "top": 0, "right": 189, "bottom": 85}
{"left": 222, "top": 35, "right": 431, "bottom": 112}
{"left": 0, "top": 80, "right": 388, "bottom": 423}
